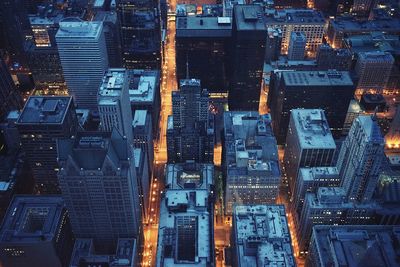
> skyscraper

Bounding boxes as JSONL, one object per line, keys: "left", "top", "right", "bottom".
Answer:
{"left": 98, "top": 68, "right": 133, "bottom": 142}
{"left": 0, "top": 196, "right": 75, "bottom": 267}
{"left": 229, "top": 5, "right": 267, "bottom": 110}
{"left": 0, "top": 58, "right": 22, "bottom": 121}
{"left": 16, "top": 96, "right": 78, "bottom": 194}
{"left": 56, "top": 20, "right": 108, "bottom": 112}
{"left": 167, "top": 79, "right": 214, "bottom": 163}
{"left": 176, "top": 16, "right": 232, "bottom": 95}
{"left": 288, "top": 31, "right": 306, "bottom": 60}
{"left": 269, "top": 70, "right": 355, "bottom": 143}
{"left": 116, "top": 0, "right": 161, "bottom": 69}
{"left": 337, "top": 115, "right": 385, "bottom": 203}
{"left": 283, "top": 109, "right": 336, "bottom": 198}
{"left": 57, "top": 130, "right": 141, "bottom": 253}
{"left": 223, "top": 112, "right": 280, "bottom": 214}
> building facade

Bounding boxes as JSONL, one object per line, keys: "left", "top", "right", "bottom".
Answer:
{"left": 288, "top": 31, "right": 306, "bottom": 60}
{"left": 56, "top": 20, "right": 109, "bottom": 112}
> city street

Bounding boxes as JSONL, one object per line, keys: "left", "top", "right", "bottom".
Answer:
{"left": 142, "top": 1, "right": 177, "bottom": 265}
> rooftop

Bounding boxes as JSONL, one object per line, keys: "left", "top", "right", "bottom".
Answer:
{"left": 98, "top": 69, "right": 127, "bottom": 104}
{"left": 0, "top": 196, "right": 65, "bottom": 243}
{"left": 17, "top": 96, "right": 72, "bottom": 124}
{"left": 56, "top": 21, "right": 103, "bottom": 39}
{"left": 70, "top": 238, "right": 137, "bottom": 267}
{"left": 264, "top": 9, "right": 325, "bottom": 25}
{"left": 330, "top": 17, "right": 400, "bottom": 33}
{"left": 356, "top": 115, "right": 385, "bottom": 144}
{"left": 165, "top": 163, "right": 214, "bottom": 190}
{"left": 299, "top": 167, "right": 339, "bottom": 181}
{"left": 233, "top": 205, "right": 295, "bottom": 267}
{"left": 132, "top": 110, "right": 148, "bottom": 128}
{"left": 176, "top": 16, "right": 232, "bottom": 37}
{"left": 128, "top": 70, "right": 159, "bottom": 104}
{"left": 234, "top": 5, "right": 266, "bottom": 31}
{"left": 223, "top": 112, "right": 280, "bottom": 177}
{"left": 290, "top": 109, "right": 336, "bottom": 149}
{"left": 312, "top": 225, "right": 400, "bottom": 267}
{"left": 282, "top": 70, "right": 354, "bottom": 86}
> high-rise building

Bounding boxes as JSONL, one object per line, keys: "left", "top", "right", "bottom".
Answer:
{"left": 283, "top": 109, "right": 336, "bottom": 197}
{"left": 117, "top": 0, "right": 161, "bottom": 69}
{"left": 229, "top": 5, "right": 267, "bottom": 111}
{"left": 0, "top": 196, "right": 75, "bottom": 267}
{"left": 57, "top": 130, "right": 141, "bottom": 253}
{"left": 94, "top": 11, "right": 123, "bottom": 68}
{"left": 298, "top": 187, "right": 374, "bottom": 252}
{"left": 265, "top": 27, "right": 282, "bottom": 63}
{"left": 0, "top": 58, "right": 22, "bottom": 121}
{"left": 223, "top": 112, "right": 280, "bottom": 215}
{"left": 288, "top": 31, "right": 306, "bottom": 60}
{"left": 167, "top": 79, "right": 214, "bottom": 163}
{"left": 337, "top": 115, "right": 385, "bottom": 203}
{"left": 264, "top": 9, "right": 325, "bottom": 53}
{"left": 128, "top": 69, "right": 160, "bottom": 134}
{"left": 269, "top": 70, "right": 355, "bottom": 143}
{"left": 132, "top": 110, "right": 154, "bottom": 174}
{"left": 56, "top": 20, "right": 109, "bottom": 112}
{"left": 292, "top": 167, "right": 340, "bottom": 218}
{"left": 176, "top": 16, "right": 232, "bottom": 95}
{"left": 231, "top": 205, "right": 296, "bottom": 267}
{"left": 355, "top": 51, "right": 394, "bottom": 95}
{"left": 16, "top": 96, "right": 78, "bottom": 194}
{"left": 307, "top": 225, "right": 400, "bottom": 267}
{"left": 223, "top": 0, "right": 245, "bottom": 17}
{"left": 98, "top": 68, "right": 133, "bottom": 142}
{"left": 156, "top": 162, "right": 215, "bottom": 266}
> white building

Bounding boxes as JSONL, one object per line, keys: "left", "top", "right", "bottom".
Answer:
{"left": 98, "top": 68, "right": 133, "bottom": 142}
{"left": 283, "top": 109, "right": 336, "bottom": 201}
{"left": 56, "top": 20, "right": 108, "bottom": 112}
{"left": 337, "top": 115, "right": 385, "bottom": 203}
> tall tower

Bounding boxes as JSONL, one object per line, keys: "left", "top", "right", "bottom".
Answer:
{"left": 57, "top": 130, "right": 141, "bottom": 253}
{"left": 16, "top": 96, "right": 78, "bottom": 194}
{"left": 337, "top": 115, "right": 385, "bottom": 203}
{"left": 98, "top": 68, "right": 133, "bottom": 142}
{"left": 56, "top": 20, "right": 109, "bottom": 112}
{"left": 167, "top": 79, "right": 214, "bottom": 163}
{"left": 0, "top": 58, "right": 22, "bottom": 121}
{"left": 229, "top": 5, "right": 267, "bottom": 110}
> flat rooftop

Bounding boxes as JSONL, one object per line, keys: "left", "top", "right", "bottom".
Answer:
{"left": 157, "top": 188, "right": 213, "bottom": 266}
{"left": 176, "top": 16, "right": 232, "bottom": 38}
{"left": 312, "top": 225, "right": 400, "bottom": 267}
{"left": 330, "top": 17, "right": 400, "bottom": 33}
{"left": 233, "top": 205, "right": 295, "bottom": 267}
{"left": 234, "top": 5, "right": 266, "bottom": 31}
{"left": 128, "top": 70, "right": 159, "bottom": 104}
{"left": 264, "top": 9, "right": 325, "bottom": 25}
{"left": 282, "top": 70, "right": 354, "bottom": 87}
{"left": 132, "top": 110, "right": 148, "bottom": 128}
{"left": 299, "top": 167, "right": 339, "bottom": 181}
{"left": 0, "top": 196, "right": 65, "bottom": 243}
{"left": 17, "top": 96, "right": 72, "bottom": 124}
{"left": 98, "top": 69, "right": 127, "bottom": 103}
{"left": 290, "top": 109, "right": 336, "bottom": 150}
{"left": 57, "top": 21, "right": 102, "bottom": 39}
{"left": 165, "top": 163, "right": 214, "bottom": 190}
